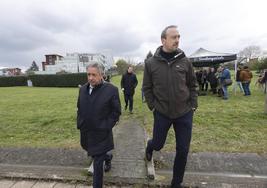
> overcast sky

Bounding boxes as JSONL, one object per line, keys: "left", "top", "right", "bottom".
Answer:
{"left": 0, "top": 0, "right": 267, "bottom": 70}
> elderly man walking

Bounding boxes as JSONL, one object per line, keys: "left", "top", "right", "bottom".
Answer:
{"left": 77, "top": 63, "right": 121, "bottom": 188}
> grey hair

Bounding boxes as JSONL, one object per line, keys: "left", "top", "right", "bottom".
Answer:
{"left": 161, "top": 25, "right": 178, "bottom": 39}
{"left": 86, "top": 63, "right": 105, "bottom": 76}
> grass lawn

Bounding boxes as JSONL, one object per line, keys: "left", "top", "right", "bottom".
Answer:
{"left": 0, "top": 71, "right": 266, "bottom": 153}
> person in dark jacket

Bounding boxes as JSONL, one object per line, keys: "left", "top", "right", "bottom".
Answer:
{"left": 219, "top": 65, "right": 231, "bottom": 100}
{"left": 262, "top": 69, "right": 267, "bottom": 93}
{"left": 233, "top": 66, "right": 244, "bottom": 93}
{"left": 143, "top": 25, "right": 198, "bottom": 188}
{"left": 77, "top": 63, "right": 121, "bottom": 188}
{"left": 121, "top": 66, "right": 138, "bottom": 113}
{"left": 207, "top": 67, "right": 218, "bottom": 94}
{"left": 201, "top": 69, "right": 209, "bottom": 91}
{"left": 196, "top": 70, "right": 203, "bottom": 91}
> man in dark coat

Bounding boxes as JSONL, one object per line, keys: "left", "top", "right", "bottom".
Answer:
{"left": 77, "top": 63, "right": 121, "bottom": 188}
{"left": 143, "top": 25, "right": 198, "bottom": 188}
{"left": 207, "top": 67, "right": 218, "bottom": 94}
{"left": 120, "top": 66, "right": 138, "bottom": 113}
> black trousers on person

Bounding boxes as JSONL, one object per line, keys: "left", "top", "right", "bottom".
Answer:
{"left": 124, "top": 93, "right": 134, "bottom": 111}
{"left": 147, "top": 110, "right": 193, "bottom": 186}
{"left": 92, "top": 153, "right": 112, "bottom": 188}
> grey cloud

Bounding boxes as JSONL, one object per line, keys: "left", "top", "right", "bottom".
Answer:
{"left": 29, "top": 9, "right": 88, "bottom": 34}
{"left": 89, "top": 26, "right": 143, "bottom": 56}
{"left": 1, "top": 0, "right": 267, "bottom": 69}
{"left": 0, "top": 28, "right": 56, "bottom": 52}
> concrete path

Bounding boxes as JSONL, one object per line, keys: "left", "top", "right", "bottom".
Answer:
{"left": 108, "top": 119, "right": 148, "bottom": 183}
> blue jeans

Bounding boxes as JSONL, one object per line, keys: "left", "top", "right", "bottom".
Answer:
{"left": 242, "top": 82, "right": 251, "bottom": 95}
{"left": 222, "top": 85, "right": 228, "bottom": 99}
{"left": 233, "top": 81, "right": 244, "bottom": 93}
{"left": 147, "top": 110, "right": 193, "bottom": 185}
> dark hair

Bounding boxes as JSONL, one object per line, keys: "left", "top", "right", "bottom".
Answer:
{"left": 161, "top": 25, "right": 178, "bottom": 39}
{"left": 244, "top": 66, "right": 249, "bottom": 69}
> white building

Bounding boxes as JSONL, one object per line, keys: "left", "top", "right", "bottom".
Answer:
{"left": 36, "top": 52, "right": 114, "bottom": 74}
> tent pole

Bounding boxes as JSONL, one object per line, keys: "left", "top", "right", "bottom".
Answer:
{"left": 234, "top": 60, "right": 237, "bottom": 96}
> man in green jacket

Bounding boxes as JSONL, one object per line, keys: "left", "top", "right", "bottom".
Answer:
{"left": 142, "top": 25, "right": 198, "bottom": 188}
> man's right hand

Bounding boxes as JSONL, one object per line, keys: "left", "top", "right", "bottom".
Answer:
{"left": 121, "top": 88, "right": 124, "bottom": 91}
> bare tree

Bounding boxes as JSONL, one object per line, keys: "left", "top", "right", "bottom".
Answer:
{"left": 238, "top": 45, "right": 262, "bottom": 59}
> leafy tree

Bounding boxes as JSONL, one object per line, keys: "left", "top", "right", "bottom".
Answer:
{"left": 26, "top": 61, "right": 39, "bottom": 74}
{"left": 116, "top": 59, "right": 129, "bottom": 75}
{"left": 259, "top": 58, "right": 267, "bottom": 70}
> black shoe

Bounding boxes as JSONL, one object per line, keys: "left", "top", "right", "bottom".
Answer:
{"left": 124, "top": 106, "right": 127, "bottom": 111}
{"left": 104, "top": 154, "right": 113, "bottom": 172}
{"left": 171, "top": 182, "right": 183, "bottom": 188}
{"left": 145, "top": 146, "right": 152, "bottom": 161}
{"left": 129, "top": 110, "right": 133, "bottom": 114}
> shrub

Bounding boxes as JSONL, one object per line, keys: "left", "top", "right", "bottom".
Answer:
{"left": 28, "top": 73, "right": 87, "bottom": 87}
{"left": 0, "top": 76, "right": 28, "bottom": 87}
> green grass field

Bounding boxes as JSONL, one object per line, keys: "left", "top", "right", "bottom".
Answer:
{"left": 0, "top": 72, "right": 266, "bottom": 153}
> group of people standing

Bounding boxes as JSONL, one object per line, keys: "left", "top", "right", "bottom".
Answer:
{"left": 195, "top": 65, "right": 253, "bottom": 99}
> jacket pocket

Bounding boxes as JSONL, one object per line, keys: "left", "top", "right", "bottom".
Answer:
{"left": 77, "top": 116, "right": 84, "bottom": 129}
{"left": 96, "top": 119, "right": 112, "bottom": 130}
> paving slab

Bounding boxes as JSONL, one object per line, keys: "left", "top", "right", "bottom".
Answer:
{"left": 32, "top": 181, "right": 56, "bottom": 188}
{"left": 0, "top": 179, "right": 15, "bottom": 188}
{"left": 153, "top": 170, "right": 267, "bottom": 188}
{"left": 11, "top": 180, "right": 36, "bottom": 188}
{"left": 76, "top": 184, "right": 92, "bottom": 188}
{"left": 153, "top": 152, "right": 267, "bottom": 176}
{"left": 107, "top": 119, "right": 147, "bottom": 181}
{"left": 53, "top": 182, "right": 76, "bottom": 188}
{"left": 0, "top": 147, "right": 88, "bottom": 167}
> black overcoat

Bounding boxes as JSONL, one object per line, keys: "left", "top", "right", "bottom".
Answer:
{"left": 77, "top": 82, "right": 121, "bottom": 156}
{"left": 120, "top": 72, "right": 138, "bottom": 95}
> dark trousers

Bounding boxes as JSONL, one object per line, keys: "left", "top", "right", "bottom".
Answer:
{"left": 124, "top": 93, "right": 133, "bottom": 111}
{"left": 242, "top": 82, "right": 251, "bottom": 95}
{"left": 147, "top": 110, "right": 193, "bottom": 186}
{"left": 201, "top": 82, "right": 208, "bottom": 91}
{"left": 92, "top": 153, "right": 112, "bottom": 188}
{"left": 210, "top": 83, "right": 217, "bottom": 94}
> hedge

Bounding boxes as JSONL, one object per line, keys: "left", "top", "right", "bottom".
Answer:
{"left": 0, "top": 73, "right": 88, "bottom": 87}
{"left": 28, "top": 73, "right": 87, "bottom": 87}
{"left": 0, "top": 76, "right": 28, "bottom": 87}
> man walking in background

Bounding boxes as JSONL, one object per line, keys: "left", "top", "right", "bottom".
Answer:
{"left": 121, "top": 66, "right": 138, "bottom": 113}
{"left": 143, "top": 25, "right": 198, "bottom": 188}
{"left": 77, "top": 63, "right": 121, "bottom": 188}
